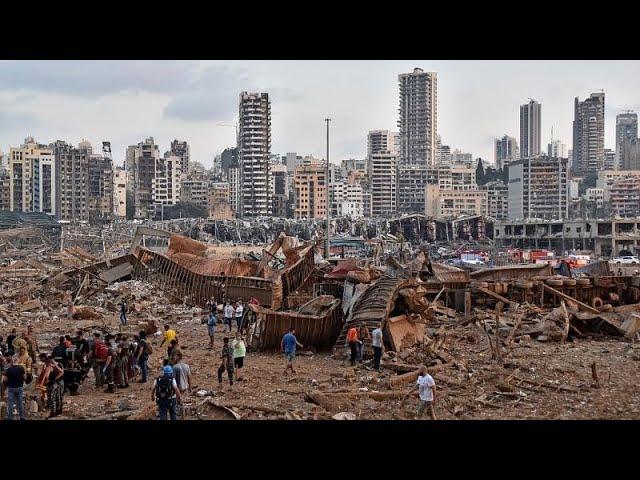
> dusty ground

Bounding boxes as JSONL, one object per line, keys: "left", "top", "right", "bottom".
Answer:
{"left": 4, "top": 301, "right": 640, "bottom": 420}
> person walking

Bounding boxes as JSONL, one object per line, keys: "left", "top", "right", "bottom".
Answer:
{"left": 281, "top": 327, "right": 303, "bottom": 375}
{"left": 2, "top": 354, "right": 26, "bottom": 420}
{"left": 206, "top": 310, "right": 217, "bottom": 349}
{"left": 224, "top": 301, "right": 235, "bottom": 333}
{"left": 168, "top": 339, "right": 182, "bottom": 366}
{"left": 371, "top": 322, "right": 384, "bottom": 371}
{"left": 234, "top": 300, "right": 244, "bottom": 332}
{"left": 43, "top": 356, "right": 65, "bottom": 419}
{"left": 160, "top": 325, "right": 177, "bottom": 356}
{"left": 116, "top": 335, "right": 130, "bottom": 389}
{"left": 403, "top": 365, "right": 437, "bottom": 420}
{"left": 118, "top": 300, "right": 128, "bottom": 326}
{"left": 152, "top": 365, "right": 181, "bottom": 421}
{"left": 217, "top": 337, "right": 234, "bottom": 386}
{"left": 136, "top": 331, "right": 151, "bottom": 383}
{"left": 357, "top": 325, "right": 371, "bottom": 363}
{"left": 172, "top": 353, "right": 191, "bottom": 419}
{"left": 232, "top": 333, "right": 246, "bottom": 382}
{"left": 347, "top": 327, "right": 359, "bottom": 367}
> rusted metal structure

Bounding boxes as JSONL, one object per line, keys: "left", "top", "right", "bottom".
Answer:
{"left": 246, "top": 300, "right": 343, "bottom": 351}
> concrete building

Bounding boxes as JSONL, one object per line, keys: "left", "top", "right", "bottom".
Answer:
{"left": 88, "top": 152, "right": 114, "bottom": 222}
{"left": 397, "top": 165, "right": 429, "bottom": 214}
{"left": 620, "top": 139, "right": 640, "bottom": 170}
{"left": 368, "top": 130, "right": 398, "bottom": 157}
{"left": 208, "top": 182, "right": 234, "bottom": 220}
{"left": 494, "top": 217, "right": 640, "bottom": 258}
{"left": 495, "top": 135, "right": 519, "bottom": 170}
{"left": 585, "top": 187, "right": 605, "bottom": 209}
{"left": 508, "top": 156, "right": 568, "bottom": 221}
{"left": 126, "top": 137, "right": 160, "bottom": 219}
{"left": 450, "top": 150, "right": 473, "bottom": 167}
{"left": 425, "top": 184, "right": 487, "bottom": 218}
{"left": 480, "top": 180, "right": 508, "bottom": 220}
{"left": 547, "top": 139, "right": 567, "bottom": 159}
{"left": 238, "top": 91, "right": 271, "bottom": 218}
{"left": 271, "top": 163, "right": 289, "bottom": 218}
{"left": 0, "top": 171, "right": 10, "bottom": 211}
{"left": 151, "top": 154, "right": 181, "bottom": 213}
{"left": 520, "top": 99, "right": 541, "bottom": 158}
{"left": 332, "top": 181, "right": 364, "bottom": 218}
{"left": 369, "top": 151, "right": 397, "bottom": 216}
{"left": 435, "top": 135, "right": 452, "bottom": 165}
{"left": 616, "top": 111, "right": 638, "bottom": 169}
{"left": 398, "top": 68, "right": 437, "bottom": 167}
{"left": 609, "top": 177, "right": 640, "bottom": 217}
{"left": 180, "top": 179, "right": 209, "bottom": 208}
{"left": 604, "top": 149, "right": 616, "bottom": 171}
{"left": 573, "top": 92, "right": 605, "bottom": 174}
{"left": 9, "top": 137, "right": 56, "bottom": 216}
{"left": 50, "top": 140, "right": 89, "bottom": 222}
{"left": 294, "top": 160, "right": 327, "bottom": 219}
{"left": 169, "top": 139, "right": 190, "bottom": 176}
{"left": 597, "top": 170, "right": 640, "bottom": 202}
{"left": 113, "top": 167, "right": 127, "bottom": 218}
{"left": 284, "top": 152, "right": 303, "bottom": 174}
{"left": 220, "top": 147, "right": 239, "bottom": 178}
{"left": 228, "top": 166, "right": 241, "bottom": 215}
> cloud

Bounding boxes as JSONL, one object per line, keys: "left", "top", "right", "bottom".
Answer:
{"left": 0, "top": 109, "right": 41, "bottom": 131}
{"left": 0, "top": 60, "right": 194, "bottom": 97}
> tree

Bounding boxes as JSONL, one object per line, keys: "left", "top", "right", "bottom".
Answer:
{"left": 475, "top": 158, "right": 485, "bottom": 185}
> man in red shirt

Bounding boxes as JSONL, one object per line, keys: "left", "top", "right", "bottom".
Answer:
{"left": 347, "top": 327, "right": 359, "bottom": 367}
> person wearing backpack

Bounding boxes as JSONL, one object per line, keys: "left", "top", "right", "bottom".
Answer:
{"left": 91, "top": 333, "right": 108, "bottom": 388}
{"left": 152, "top": 365, "right": 181, "bottom": 420}
{"left": 136, "top": 331, "right": 151, "bottom": 383}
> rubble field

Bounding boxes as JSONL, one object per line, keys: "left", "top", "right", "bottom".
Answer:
{"left": 1, "top": 224, "right": 640, "bottom": 420}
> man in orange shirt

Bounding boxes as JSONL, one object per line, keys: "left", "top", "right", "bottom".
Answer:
{"left": 347, "top": 327, "right": 359, "bottom": 367}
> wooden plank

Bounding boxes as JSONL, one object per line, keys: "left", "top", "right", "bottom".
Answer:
{"left": 542, "top": 284, "right": 599, "bottom": 314}
{"left": 475, "top": 286, "right": 517, "bottom": 307}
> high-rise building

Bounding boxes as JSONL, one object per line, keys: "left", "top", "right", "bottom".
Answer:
{"left": 0, "top": 169, "right": 11, "bottom": 211}
{"left": 620, "top": 139, "right": 640, "bottom": 170}
{"left": 270, "top": 163, "right": 289, "bottom": 218}
{"left": 9, "top": 137, "right": 56, "bottom": 216}
{"left": 507, "top": 156, "right": 568, "bottom": 220}
{"left": 495, "top": 135, "right": 519, "bottom": 169}
{"left": 369, "top": 150, "right": 397, "bottom": 216}
{"left": 238, "top": 91, "right": 271, "bottom": 217}
{"left": 126, "top": 137, "right": 160, "bottom": 219}
{"left": 50, "top": 140, "right": 90, "bottom": 221}
{"left": 220, "top": 147, "right": 239, "bottom": 178}
{"left": 293, "top": 160, "right": 327, "bottom": 219}
{"left": 616, "top": 112, "right": 638, "bottom": 169}
{"left": 520, "top": 99, "right": 541, "bottom": 158}
{"left": 152, "top": 154, "right": 182, "bottom": 212}
{"left": 88, "top": 150, "right": 114, "bottom": 222}
{"left": 547, "top": 139, "right": 567, "bottom": 159}
{"left": 397, "top": 165, "right": 429, "bottom": 214}
{"left": 368, "top": 130, "right": 398, "bottom": 157}
{"left": 113, "top": 167, "right": 127, "bottom": 218}
{"left": 398, "top": 68, "right": 438, "bottom": 166}
{"left": 573, "top": 92, "right": 605, "bottom": 174}
{"left": 480, "top": 181, "right": 509, "bottom": 220}
{"left": 169, "top": 139, "right": 189, "bottom": 176}
{"left": 284, "top": 152, "right": 303, "bottom": 174}
{"left": 604, "top": 149, "right": 616, "bottom": 171}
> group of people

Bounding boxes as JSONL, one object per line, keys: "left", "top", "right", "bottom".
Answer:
{"left": 346, "top": 323, "right": 384, "bottom": 370}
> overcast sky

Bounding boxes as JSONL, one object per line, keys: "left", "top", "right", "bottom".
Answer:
{"left": 0, "top": 60, "right": 638, "bottom": 168}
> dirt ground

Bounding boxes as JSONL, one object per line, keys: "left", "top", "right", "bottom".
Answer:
{"left": 4, "top": 301, "right": 640, "bottom": 420}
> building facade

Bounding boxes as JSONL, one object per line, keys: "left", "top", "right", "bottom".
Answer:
{"left": 368, "top": 130, "right": 398, "bottom": 157}
{"left": 369, "top": 151, "right": 397, "bottom": 216}
{"left": 480, "top": 180, "right": 508, "bottom": 220}
{"left": 113, "top": 167, "right": 127, "bottom": 218}
{"left": 397, "top": 165, "right": 429, "bottom": 214}
{"left": 169, "top": 139, "right": 190, "bottom": 176}
{"left": 495, "top": 135, "right": 519, "bottom": 170}
{"left": 294, "top": 161, "right": 327, "bottom": 219}
{"left": 508, "top": 156, "right": 568, "bottom": 221}
{"left": 398, "top": 68, "right": 438, "bottom": 167}
{"left": 180, "top": 179, "right": 209, "bottom": 208}
{"left": 9, "top": 137, "right": 56, "bottom": 216}
{"left": 238, "top": 91, "right": 272, "bottom": 217}
{"left": 616, "top": 112, "right": 638, "bottom": 169}
{"left": 126, "top": 137, "right": 160, "bottom": 219}
{"left": 573, "top": 92, "right": 605, "bottom": 174}
{"left": 425, "top": 184, "right": 487, "bottom": 218}
{"left": 520, "top": 99, "right": 541, "bottom": 158}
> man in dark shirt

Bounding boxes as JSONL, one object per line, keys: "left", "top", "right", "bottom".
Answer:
{"left": 217, "top": 337, "right": 234, "bottom": 386}
{"left": 2, "top": 354, "right": 26, "bottom": 420}
{"left": 103, "top": 336, "right": 116, "bottom": 393}
{"left": 136, "top": 331, "right": 150, "bottom": 383}
{"left": 52, "top": 336, "right": 68, "bottom": 368}
{"left": 118, "top": 300, "right": 128, "bottom": 326}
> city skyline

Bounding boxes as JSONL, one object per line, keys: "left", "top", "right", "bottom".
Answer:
{"left": 1, "top": 60, "right": 640, "bottom": 166}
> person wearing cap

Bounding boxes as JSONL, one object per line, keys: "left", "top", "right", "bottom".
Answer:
{"left": 152, "top": 365, "right": 181, "bottom": 420}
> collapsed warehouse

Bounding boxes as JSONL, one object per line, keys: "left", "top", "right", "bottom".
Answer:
{"left": 1, "top": 222, "right": 640, "bottom": 420}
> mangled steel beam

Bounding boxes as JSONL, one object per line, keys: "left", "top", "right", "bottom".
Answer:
{"left": 246, "top": 298, "right": 343, "bottom": 351}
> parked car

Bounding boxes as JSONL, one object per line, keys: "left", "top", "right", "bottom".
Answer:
{"left": 611, "top": 256, "right": 640, "bottom": 264}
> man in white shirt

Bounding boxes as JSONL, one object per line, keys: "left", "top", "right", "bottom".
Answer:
{"left": 371, "top": 322, "right": 384, "bottom": 371}
{"left": 223, "top": 301, "right": 235, "bottom": 333}
{"left": 234, "top": 301, "right": 244, "bottom": 332}
{"left": 404, "top": 365, "right": 437, "bottom": 420}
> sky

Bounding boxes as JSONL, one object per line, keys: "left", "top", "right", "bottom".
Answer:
{"left": 0, "top": 60, "right": 639, "bottom": 169}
